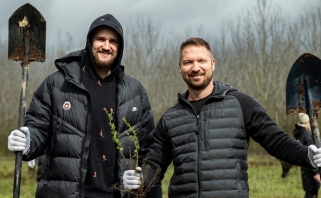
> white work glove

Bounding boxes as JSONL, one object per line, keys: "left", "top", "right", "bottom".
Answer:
{"left": 27, "top": 159, "right": 36, "bottom": 169}
{"left": 8, "top": 127, "right": 30, "bottom": 155}
{"left": 122, "top": 167, "right": 143, "bottom": 190}
{"left": 308, "top": 145, "right": 321, "bottom": 168}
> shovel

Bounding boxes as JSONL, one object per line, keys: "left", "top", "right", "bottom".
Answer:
{"left": 8, "top": 3, "right": 46, "bottom": 198}
{"left": 286, "top": 53, "right": 321, "bottom": 149}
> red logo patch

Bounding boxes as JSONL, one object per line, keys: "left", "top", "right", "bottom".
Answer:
{"left": 63, "top": 101, "right": 71, "bottom": 110}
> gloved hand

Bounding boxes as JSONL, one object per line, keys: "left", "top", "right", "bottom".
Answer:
{"left": 8, "top": 127, "right": 30, "bottom": 155}
{"left": 27, "top": 159, "right": 36, "bottom": 169}
{"left": 308, "top": 145, "right": 321, "bottom": 168}
{"left": 122, "top": 167, "right": 143, "bottom": 190}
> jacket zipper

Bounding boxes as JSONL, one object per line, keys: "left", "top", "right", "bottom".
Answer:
{"left": 196, "top": 115, "right": 201, "bottom": 198}
{"left": 180, "top": 97, "right": 201, "bottom": 197}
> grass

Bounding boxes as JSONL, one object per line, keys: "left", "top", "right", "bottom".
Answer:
{"left": 0, "top": 153, "right": 304, "bottom": 198}
{"left": 0, "top": 155, "right": 37, "bottom": 198}
{"left": 247, "top": 154, "right": 303, "bottom": 198}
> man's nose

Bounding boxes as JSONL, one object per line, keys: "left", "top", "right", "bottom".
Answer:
{"left": 191, "top": 63, "right": 200, "bottom": 71}
{"left": 102, "top": 40, "right": 110, "bottom": 50}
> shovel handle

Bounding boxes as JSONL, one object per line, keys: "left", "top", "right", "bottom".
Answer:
{"left": 310, "top": 115, "right": 321, "bottom": 178}
{"left": 303, "top": 78, "right": 321, "bottom": 176}
{"left": 13, "top": 63, "right": 29, "bottom": 198}
{"left": 13, "top": 152, "right": 22, "bottom": 198}
{"left": 304, "top": 78, "right": 321, "bottom": 147}
{"left": 311, "top": 115, "right": 321, "bottom": 148}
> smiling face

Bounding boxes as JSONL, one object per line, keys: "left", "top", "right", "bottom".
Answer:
{"left": 91, "top": 26, "right": 119, "bottom": 71}
{"left": 179, "top": 45, "right": 215, "bottom": 91}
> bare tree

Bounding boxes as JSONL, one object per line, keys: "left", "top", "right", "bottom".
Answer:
{"left": 214, "top": 0, "right": 302, "bottom": 128}
{"left": 208, "top": 0, "right": 309, "bottom": 152}
{"left": 123, "top": 15, "right": 187, "bottom": 122}
{"left": 2, "top": 0, "right": 321, "bottom": 155}
{"left": 297, "top": 1, "right": 321, "bottom": 55}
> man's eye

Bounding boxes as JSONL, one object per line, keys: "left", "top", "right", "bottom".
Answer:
{"left": 110, "top": 39, "right": 118, "bottom": 44}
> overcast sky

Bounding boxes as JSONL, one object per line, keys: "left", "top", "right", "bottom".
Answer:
{"left": 0, "top": 0, "right": 316, "bottom": 51}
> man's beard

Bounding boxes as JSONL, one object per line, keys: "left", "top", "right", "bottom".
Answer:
{"left": 95, "top": 58, "right": 113, "bottom": 68}
{"left": 183, "top": 72, "right": 213, "bottom": 90}
{"left": 93, "top": 52, "right": 115, "bottom": 67}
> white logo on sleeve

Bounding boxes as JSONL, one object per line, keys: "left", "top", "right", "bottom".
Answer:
{"left": 63, "top": 101, "right": 71, "bottom": 110}
{"left": 132, "top": 107, "right": 138, "bottom": 112}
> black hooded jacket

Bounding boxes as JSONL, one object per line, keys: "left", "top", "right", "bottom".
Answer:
{"left": 22, "top": 14, "right": 161, "bottom": 198}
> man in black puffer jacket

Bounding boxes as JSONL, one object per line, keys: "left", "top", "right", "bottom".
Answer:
{"left": 123, "top": 37, "right": 321, "bottom": 198}
{"left": 8, "top": 14, "right": 161, "bottom": 198}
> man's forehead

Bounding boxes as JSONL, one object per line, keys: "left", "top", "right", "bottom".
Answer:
{"left": 182, "top": 46, "right": 211, "bottom": 55}
{"left": 183, "top": 45, "right": 208, "bottom": 50}
{"left": 93, "top": 26, "right": 118, "bottom": 37}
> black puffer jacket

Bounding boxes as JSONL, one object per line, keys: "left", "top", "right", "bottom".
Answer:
{"left": 293, "top": 124, "right": 320, "bottom": 193}
{"left": 23, "top": 51, "right": 156, "bottom": 197}
{"left": 22, "top": 14, "right": 159, "bottom": 198}
{"left": 36, "top": 152, "right": 46, "bottom": 182}
{"left": 146, "top": 81, "right": 313, "bottom": 198}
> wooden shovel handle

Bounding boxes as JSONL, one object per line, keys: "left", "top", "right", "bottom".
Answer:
{"left": 311, "top": 115, "right": 321, "bottom": 148}
{"left": 13, "top": 152, "right": 22, "bottom": 198}
{"left": 13, "top": 64, "right": 29, "bottom": 198}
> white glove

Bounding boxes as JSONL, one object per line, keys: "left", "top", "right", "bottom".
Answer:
{"left": 8, "top": 127, "right": 30, "bottom": 155}
{"left": 27, "top": 159, "right": 36, "bottom": 169}
{"left": 308, "top": 145, "right": 321, "bottom": 168}
{"left": 122, "top": 167, "right": 143, "bottom": 190}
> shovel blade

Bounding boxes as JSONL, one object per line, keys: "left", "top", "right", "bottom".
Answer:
{"left": 8, "top": 3, "right": 46, "bottom": 62}
{"left": 286, "top": 53, "right": 321, "bottom": 115}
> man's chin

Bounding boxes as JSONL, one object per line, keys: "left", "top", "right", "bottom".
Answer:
{"left": 190, "top": 86, "right": 206, "bottom": 90}
{"left": 95, "top": 62, "right": 113, "bottom": 68}
{"left": 187, "top": 83, "right": 206, "bottom": 90}
{"left": 186, "top": 80, "right": 213, "bottom": 90}
{"left": 95, "top": 58, "right": 114, "bottom": 67}
{"left": 93, "top": 54, "right": 115, "bottom": 66}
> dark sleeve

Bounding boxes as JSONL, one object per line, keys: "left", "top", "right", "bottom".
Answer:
{"left": 144, "top": 114, "right": 173, "bottom": 188}
{"left": 137, "top": 83, "right": 155, "bottom": 163}
{"left": 23, "top": 76, "right": 53, "bottom": 161}
{"left": 37, "top": 152, "right": 47, "bottom": 182}
{"left": 230, "top": 91, "right": 313, "bottom": 168}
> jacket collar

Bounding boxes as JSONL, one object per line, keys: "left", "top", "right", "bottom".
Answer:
{"left": 179, "top": 81, "right": 236, "bottom": 101}
{"left": 54, "top": 49, "right": 125, "bottom": 85}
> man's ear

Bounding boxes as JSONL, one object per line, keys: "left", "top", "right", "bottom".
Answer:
{"left": 212, "top": 59, "right": 216, "bottom": 71}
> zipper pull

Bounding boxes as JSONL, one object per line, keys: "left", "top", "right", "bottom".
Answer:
{"left": 196, "top": 115, "right": 200, "bottom": 134}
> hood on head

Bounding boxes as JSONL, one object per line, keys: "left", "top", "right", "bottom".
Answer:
{"left": 80, "top": 14, "right": 124, "bottom": 80}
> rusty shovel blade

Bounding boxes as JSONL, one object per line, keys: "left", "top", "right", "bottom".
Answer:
{"left": 8, "top": 3, "right": 46, "bottom": 62}
{"left": 286, "top": 53, "right": 321, "bottom": 115}
{"left": 286, "top": 53, "right": 321, "bottom": 148}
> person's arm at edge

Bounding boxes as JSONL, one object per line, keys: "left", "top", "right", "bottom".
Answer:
{"left": 230, "top": 91, "right": 313, "bottom": 168}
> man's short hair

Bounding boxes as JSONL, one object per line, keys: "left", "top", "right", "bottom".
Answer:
{"left": 180, "top": 37, "right": 211, "bottom": 54}
{"left": 179, "top": 37, "right": 212, "bottom": 62}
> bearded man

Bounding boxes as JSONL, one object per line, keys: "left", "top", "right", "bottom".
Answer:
{"left": 123, "top": 37, "right": 321, "bottom": 198}
{"left": 8, "top": 14, "right": 161, "bottom": 198}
